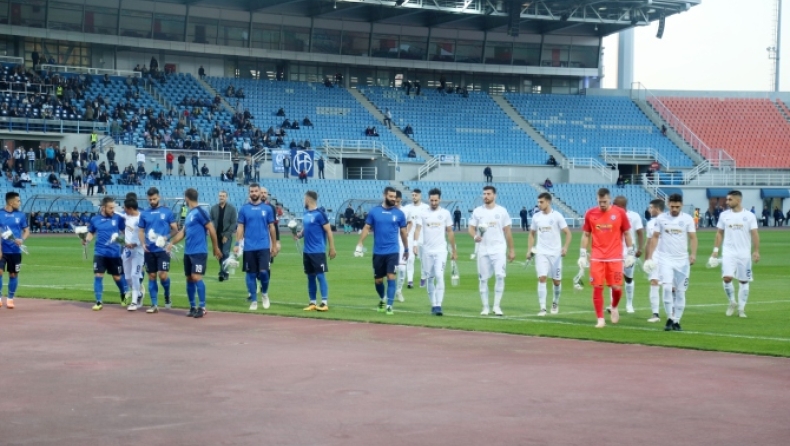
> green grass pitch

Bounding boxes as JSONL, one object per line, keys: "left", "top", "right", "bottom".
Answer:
{"left": 12, "top": 229, "right": 790, "bottom": 357}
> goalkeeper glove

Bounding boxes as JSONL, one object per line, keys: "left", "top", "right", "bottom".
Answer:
{"left": 642, "top": 259, "right": 656, "bottom": 274}
{"left": 706, "top": 256, "right": 721, "bottom": 268}
{"left": 577, "top": 249, "right": 589, "bottom": 269}
{"left": 624, "top": 247, "right": 636, "bottom": 268}
{"left": 354, "top": 245, "right": 365, "bottom": 257}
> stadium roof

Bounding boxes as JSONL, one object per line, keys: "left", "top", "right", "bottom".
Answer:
{"left": 161, "top": 0, "right": 700, "bottom": 35}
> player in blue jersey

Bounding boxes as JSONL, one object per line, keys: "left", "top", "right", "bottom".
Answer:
{"left": 84, "top": 196, "right": 129, "bottom": 311}
{"left": 235, "top": 183, "right": 279, "bottom": 311}
{"left": 0, "top": 192, "right": 30, "bottom": 309}
{"left": 167, "top": 188, "right": 222, "bottom": 318}
{"left": 355, "top": 186, "right": 409, "bottom": 315}
{"left": 137, "top": 187, "right": 178, "bottom": 311}
{"left": 295, "top": 191, "right": 336, "bottom": 311}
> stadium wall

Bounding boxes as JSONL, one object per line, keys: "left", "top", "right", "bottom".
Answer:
{"left": 398, "top": 163, "right": 610, "bottom": 184}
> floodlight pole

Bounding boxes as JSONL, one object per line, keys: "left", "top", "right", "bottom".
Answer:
{"left": 777, "top": 0, "right": 783, "bottom": 92}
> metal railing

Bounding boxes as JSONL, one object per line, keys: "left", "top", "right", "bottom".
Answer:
{"left": 1, "top": 82, "right": 53, "bottom": 95}
{"left": 601, "top": 146, "right": 670, "bottom": 170}
{"left": 322, "top": 139, "right": 399, "bottom": 162}
{"left": 347, "top": 166, "right": 377, "bottom": 180}
{"left": 40, "top": 64, "right": 142, "bottom": 78}
{"left": 685, "top": 172, "right": 790, "bottom": 187}
{"left": 682, "top": 159, "right": 711, "bottom": 183}
{"left": 0, "top": 56, "right": 24, "bottom": 65}
{"left": 136, "top": 148, "right": 232, "bottom": 163}
{"left": 631, "top": 82, "right": 736, "bottom": 169}
{"left": 417, "top": 156, "right": 441, "bottom": 180}
{"left": 642, "top": 175, "right": 668, "bottom": 201}
{"left": 562, "top": 157, "right": 615, "bottom": 182}
{"left": 0, "top": 116, "right": 109, "bottom": 134}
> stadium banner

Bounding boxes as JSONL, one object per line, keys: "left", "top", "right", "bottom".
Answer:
{"left": 271, "top": 150, "right": 289, "bottom": 173}
{"left": 437, "top": 154, "right": 460, "bottom": 164}
{"left": 290, "top": 149, "right": 315, "bottom": 177}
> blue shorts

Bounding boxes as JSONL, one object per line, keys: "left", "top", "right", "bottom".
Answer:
{"left": 243, "top": 249, "right": 271, "bottom": 273}
{"left": 93, "top": 255, "right": 123, "bottom": 275}
{"left": 184, "top": 254, "right": 208, "bottom": 276}
{"left": 144, "top": 251, "right": 171, "bottom": 273}
{"left": 372, "top": 253, "right": 399, "bottom": 279}
{"left": 303, "top": 253, "right": 328, "bottom": 275}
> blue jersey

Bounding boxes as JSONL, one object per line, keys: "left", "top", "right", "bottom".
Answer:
{"left": 138, "top": 206, "right": 176, "bottom": 253}
{"left": 365, "top": 205, "right": 406, "bottom": 255}
{"left": 184, "top": 207, "right": 211, "bottom": 255}
{"left": 0, "top": 209, "right": 28, "bottom": 254}
{"left": 88, "top": 213, "right": 125, "bottom": 258}
{"left": 238, "top": 201, "right": 275, "bottom": 251}
{"left": 302, "top": 207, "right": 329, "bottom": 254}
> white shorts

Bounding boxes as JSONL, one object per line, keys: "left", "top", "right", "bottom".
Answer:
{"left": 722, "top": 256, "right": 753, "bottom": 282}
{"left": 422, "top": 251, "right": 447, "bottom": 278}
{"left": 648, "top": 255, "right": 661, "bottom": 282}
{"left": 122, "top": 249, "right": 144, "bottom": 283}
{"left": 535, "top": 253, "right": 562, "bottom": 280}
{"left": 477, "top": 252, "right": 507, "bottom": 280}
{"left": 658, "top": 259, "right": 690, "bottom": 291}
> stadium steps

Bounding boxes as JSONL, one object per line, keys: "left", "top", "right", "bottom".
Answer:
{"left": 631, "top": 97, "right": 705, "bottom": 166}
{"left": 349, "top": 88, "right": 432, "bottom": 161}
{"left": 491, "top": 95, "right": 566, "bottom": 165}
{"left": 773, "top": 100, "right": 790, "bottom": 124}
{"left": 529, "top": 183, "right": 581, "bottom": 220}
{"left": 195, "top": 76, "right": 236, "bottom": 115}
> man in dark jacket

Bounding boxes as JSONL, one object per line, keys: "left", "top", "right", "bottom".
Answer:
{"left": 210, "top": 191, "right": 237, "bottom": 281}
{"left": 453, "top": 207, "right": 462, "bottom": 231}
{"left": 177, "top": 153, "right": 187, "bottom": 176}
{"left": 773, "top": 207, "right": 784, "bottom": 227}
{"left": 317, "top": 157, "right": 325, "bottom": 179}
{"left": 519, "top": 207, "right": 528, "bottom": 231}
{"left": 343, "top": 204, "right": 354, "bottom": 234}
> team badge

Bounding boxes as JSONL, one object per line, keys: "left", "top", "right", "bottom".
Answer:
{"left": 610, "top": 215, "right": 616, "bottom": 220}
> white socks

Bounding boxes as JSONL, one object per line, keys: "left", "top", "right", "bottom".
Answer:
{"left": 479, "top": 279, "right": 489, "bottom": 309}
{"left": 553, "top": 284, "right": 561, "bottom": 304}
{"left": 625, "top": 281, "right": 635, "bottom": 307}
{"left": 649, "top": 285, "right": 660, "bottom": 314}
{"left": 396, "top": 266, "right": 406, "bottom": 292}
{"left": 673, "top": 289, "right": 686, "bottom": 322}
{"left": 493, "top": 276, "right": 505, "bottom": 308}
{"left": 738, "top": 283, "right": 750, "bottom": 310}
{"left": 537, "top": 282, "right": 547, "bottom": 309}
{"left": 662, "top": 284, "right": 674, "bottom": 320}
{"left": 723, "top": 281, "right": 735, "bottom": 303}
{"left": 434, "top": 275, "right": 445, "bottom": 307}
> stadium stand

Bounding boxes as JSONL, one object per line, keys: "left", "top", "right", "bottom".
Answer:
{"left": 550, "top": 183, "right": 653, "bottom": 221}
{"left": 203, "top": 79, "right": 419, "bottom": 161}
{"left": 656, "top": 97, "right": 790, "bottom": 168}
{"left": 360, "top": 88, "right": 549, "bottom": 165}
{"left": 504, "top": 94, "right": 694, "bottom": 168}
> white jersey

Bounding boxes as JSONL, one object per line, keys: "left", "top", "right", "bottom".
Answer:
{"left": 403, "top": 202, "right": 430, "bottom": 240}
{"left": 415, "top": 207, "right": 452, "bottom": 254}
{"left": 123, "top": 213, "right": 145, "bottom": 256}
{"left": 645, "top": 218, "right": 660, "bottom": 260}
{"left": 622, "top": 210, "right": 644, "bottom": 256}
{"left": 529, "top": 209, "right": 567, "bottom": 255}
{"left": 654, "top": 212, "right": 696, "bottom": 262}
{"left": 716, "top": 209, "right": 758, "bottom": 258}
{"left": 469, "top": 204, "right": 511, "bottom": 256}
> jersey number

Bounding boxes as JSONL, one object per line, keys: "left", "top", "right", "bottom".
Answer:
{"left": 195, "top": 264, "right": 203, "bottom": 273}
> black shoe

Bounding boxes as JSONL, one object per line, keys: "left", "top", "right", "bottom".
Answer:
{"left": 664, "top": 318, "right": 674, "bottom": 331}
{"left": 672, "top": 322, "right": 682, "bottom": 331}
{"left": 187, "top": 307, "right": 197, "bottom": 317}
{"left": 194, "top": 307, "right": 206, "bottom": 318}
{"left": 218, "top": 274, "right": 225, "bottom": 282}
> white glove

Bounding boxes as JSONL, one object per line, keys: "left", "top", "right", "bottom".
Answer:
{"left": 577, "top": 249, "right": 589, "bottom": 269}
{"left": 624, "top": 247, "right": 636, "bottom": 268}
{"left": 147, "top": 229, "right": 157, "bottom": 242}
{"left": 642, "top": 259, "right": 656, "bottom": 274}
{"left": 155, "top": 235, "right": 167, "bottom": 248}
{"left": 354, "top": 245, "right": 364, "bottom": 258}
{"left": 573, "top": 268, "right": 585, "bottom": 291}
{"left": 707, "top": 256, "right": 721, "bottom": 268}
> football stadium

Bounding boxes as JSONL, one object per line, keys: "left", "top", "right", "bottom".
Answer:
{"left": 1, "top": 0, "right": 789, "bottom": 444}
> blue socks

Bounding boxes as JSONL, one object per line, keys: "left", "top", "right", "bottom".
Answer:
{"left": 386, "top": 279, "right": 396, "bottom": 306}
{"left": 186, "top": 281, "right": 196, "bottom": 307}
{"left": 94, "top": 276, "right": 103, "bottom": 302}
{"left": 196, "top": 280, "right": 206, "bottom": 307}
{"left": 8, "top": 276, "right": 17, "bottom": 298}
{"left": 307, "top": 274, "right": 317, "bottom": 302}
{"left": 115, "top": 276, "right": 127, "bottom": 294}
{"left": 316, "top": 273, "right": 328, "bottom": 302}
{"left": 245, "top": 272, "right": 257, "bottom": 299}
{"left": 148, "top": 279, "right": 158, "bottom": 306}
{"left": 375, "top": 282, "right": 385, "bottom": 299}
{"left": 0, "top": 275, "right": 3, "bottom": 296}
{"left": 161, "top": 278, "right": 171, "bottom": 300}
{"left": 257, "top": 271, "right": 270, "bottom": 294}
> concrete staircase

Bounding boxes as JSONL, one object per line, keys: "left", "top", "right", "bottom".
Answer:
{"left": 348, "top": 88, "right": 431, "bottom": 161}
{"left": 529, "top": 183, "right": 582, "bottom": 221}
{"left": 195, "top": 76, "right": 237, "bottom": 115}
{"left": 631, "top": 98, "right": 706, "bottom": 166}
{"left": 490, "top": 94, "right": 566, "bottom": 164}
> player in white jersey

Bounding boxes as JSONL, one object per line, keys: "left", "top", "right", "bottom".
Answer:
{"left": 413, "top": 188, "right": 457, "bottom": 316}
{"left": 394, "top": 191, "right": 409, "bottom": 301}
{"left": 526, "top": 192, "right": 571, "bottom": 316}
{"left": 644, "top": 194, "right": 697, "bottom": 332}
{"left": 612, "top": 196, "right": 644, "bottom": 314}
{"left": 643, "top": 199, "right": 666, "bottom": 323}
{"left": 121, "top": 197, "right": 145, "bottom": 310}
{"left": 468, "top": 185, "right": 515, "bottom": 316}
{"left": 709, "top": 190, "right": 760, "bottom": 318}
{"left": 402, "top": 189, "right": 430, "bottom": 288}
